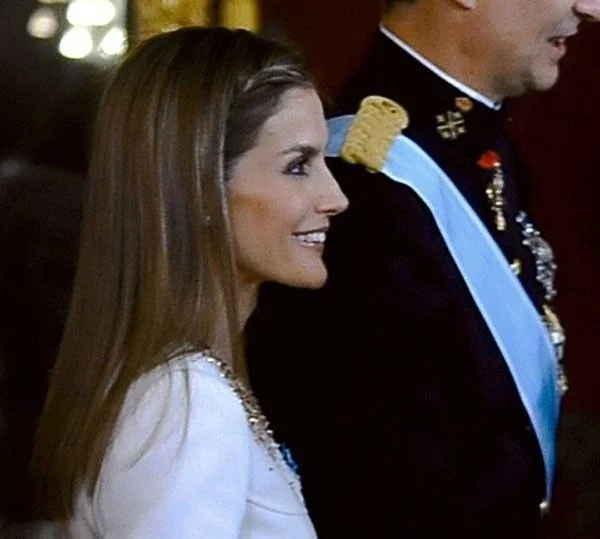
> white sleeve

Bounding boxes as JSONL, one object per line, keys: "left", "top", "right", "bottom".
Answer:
{"left": 93, "top": 365, "right": 251, "bottom": 538}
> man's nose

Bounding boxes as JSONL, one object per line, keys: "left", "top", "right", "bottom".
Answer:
{"left": 574, "top": 0, "right": 600, "bottom": 22}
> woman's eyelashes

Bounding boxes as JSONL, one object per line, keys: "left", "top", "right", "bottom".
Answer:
{"left": 285, "top": 155, "right": 310, "bottom": 176}
{"left": 282, "top": 145, "right": 319, "bottom": 177}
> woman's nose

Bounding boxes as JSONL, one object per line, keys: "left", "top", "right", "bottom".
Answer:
{"left": 316, "top": 167, "right": 349, "bottom": 217}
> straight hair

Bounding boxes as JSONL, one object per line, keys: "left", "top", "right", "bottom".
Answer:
{"left": 32, "top": 26, "right": 312, "bottom": 519}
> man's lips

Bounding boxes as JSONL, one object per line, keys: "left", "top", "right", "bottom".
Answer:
{"left": 548, "top": 28, "right": 578, "bottom": 47}
{"left": 547, "top": 30, "right": 577, "bottom": 59}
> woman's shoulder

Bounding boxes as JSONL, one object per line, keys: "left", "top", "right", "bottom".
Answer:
{"left": 125, "top": 351, "right": 233, "bottom": 407}
{"left": 81, "top": 352, "right": 255, "bottom": 536}
{"left": 117, "top": 352, "right": 249, "bottom": 450}
{"left": 136, "top": 350, "right": 228, "bottom": 388}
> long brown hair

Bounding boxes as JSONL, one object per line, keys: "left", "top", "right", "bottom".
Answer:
{"left": 32, "top": 26, "right": 312, "bottom": 519}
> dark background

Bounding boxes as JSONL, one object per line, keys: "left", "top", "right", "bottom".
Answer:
{"left": 0, "top": 0, "right": 598, "bottom": 535}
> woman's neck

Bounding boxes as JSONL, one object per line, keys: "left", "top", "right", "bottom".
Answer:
{"left": 210, "top": 281, "right": 257, "bottom": 368}
{"left": 237, "top": 281, "right": 258, "bottom": 330}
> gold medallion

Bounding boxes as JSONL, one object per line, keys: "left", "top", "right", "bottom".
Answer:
{"left": 455, "top": 96, "right": 473, "bottom": 113}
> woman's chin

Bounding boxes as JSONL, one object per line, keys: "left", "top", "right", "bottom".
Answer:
{"left": 281, "top": 267, "right": 328, "bottom": 290}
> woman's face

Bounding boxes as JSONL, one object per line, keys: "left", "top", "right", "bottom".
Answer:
{"left": 228, "top": 87, "right": 348, "bottom": 289}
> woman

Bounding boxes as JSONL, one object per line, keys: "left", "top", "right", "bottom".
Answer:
{"left": 32, "top": 26, "right": 347, "bottom": 537}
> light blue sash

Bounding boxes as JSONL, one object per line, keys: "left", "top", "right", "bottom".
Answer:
{"left": 327, "top": 115, "right": 560, "bottom": 496}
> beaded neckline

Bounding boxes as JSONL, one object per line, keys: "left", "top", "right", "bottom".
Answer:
{"left": 201, "top": 352, "right": 302, "bottom": 499}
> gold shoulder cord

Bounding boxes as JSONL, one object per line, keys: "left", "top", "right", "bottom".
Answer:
{"left": 340, "top": 96, "right": 409, "bottom": 173}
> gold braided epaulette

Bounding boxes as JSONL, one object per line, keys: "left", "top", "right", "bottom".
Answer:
{"left": 340, "top": 96, "right": 409, "bottom": 173}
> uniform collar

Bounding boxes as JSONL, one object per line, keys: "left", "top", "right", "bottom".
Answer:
{"left": 336, "top": 30, "right": 510, "bottom": 162}
{"left": 379, "top": 25, "right": 502, "bottom": 111}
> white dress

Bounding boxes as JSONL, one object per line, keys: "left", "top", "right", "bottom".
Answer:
{"left": 64, "top": 353, "right": 317, "bottom": 538}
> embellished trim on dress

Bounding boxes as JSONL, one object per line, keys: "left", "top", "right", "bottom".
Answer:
{"left": 200, "top": 352, "right": 303, "bottom": 499}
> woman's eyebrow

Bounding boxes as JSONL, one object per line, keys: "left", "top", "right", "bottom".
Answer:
{"left": 279, "top": 144, "right": 319, "bottom": 157}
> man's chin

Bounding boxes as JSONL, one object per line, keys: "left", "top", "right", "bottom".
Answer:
{"left": 532, "top": 67, "right": 561, "bottom": 92}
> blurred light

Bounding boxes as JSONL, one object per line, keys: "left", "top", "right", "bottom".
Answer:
{"left": 66, "top": 0, "right": 117, "bottom": 27}
{"left": 27, "top": 7, "right": 59, "bottom": 39}
{"left": 0, "top": 159, "right": 25, "bottom": 178}
{"left": 58, "top": 26, "right": 94, "bottom": 59}
{"left": 99, "top": 26, "right": 127, "bottom": 57}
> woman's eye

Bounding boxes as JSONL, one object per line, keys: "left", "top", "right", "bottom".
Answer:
{"left": 285, "top": 156, "right": 309, "bottom": 176}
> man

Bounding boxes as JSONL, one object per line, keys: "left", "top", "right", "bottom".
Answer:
{"left": 245, "top": 1, "right": 597, "bottom": 537}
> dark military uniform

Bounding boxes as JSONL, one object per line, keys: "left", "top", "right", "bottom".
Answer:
{"left": 246, "top": 30, "right": 561, "bottom": 538}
